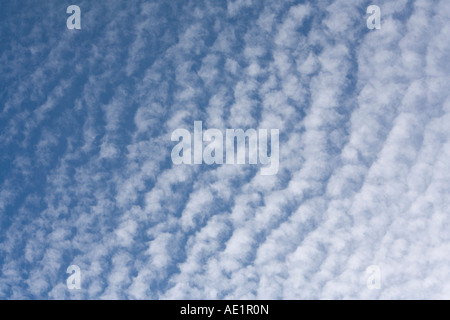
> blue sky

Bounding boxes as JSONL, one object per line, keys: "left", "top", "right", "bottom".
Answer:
{"left": 1, "top": 0, "right": 450, "bottom": 299}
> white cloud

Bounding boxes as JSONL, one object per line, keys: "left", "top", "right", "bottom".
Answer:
{"left": 1, "top": 0, "right": 450, "bottom": 300}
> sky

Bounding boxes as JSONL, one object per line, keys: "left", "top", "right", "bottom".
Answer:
{"left": 1, "top": 0, "right": 450, "bottom": 300}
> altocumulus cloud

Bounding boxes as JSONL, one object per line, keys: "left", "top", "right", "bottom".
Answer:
{"left": 1, "top": 0, "right": 450, "bottom": 299}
